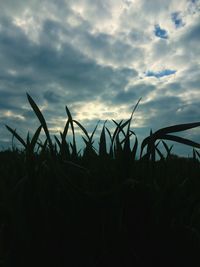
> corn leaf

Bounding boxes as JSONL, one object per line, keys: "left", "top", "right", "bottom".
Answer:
{"left": 73, "top": 119, "right": 90, "bottom": 140}
{"left": 5, "top": 125, "right": 27, "bottom": 148}
{"left": 124, "top": 98, "right": 141, "bottom": 152}
{"left": 155, "top": 141, "right": 164, "bottom": 160}
{"left": 62, "top": 119, "right": 70, "bottom": 143}
{"left": 54, "top": 135, "right": 61, "bottom": 149}
{"left": 26, "top": 132, "right": 30, "bottom": 147}
{"left": 65, "top": 105, "right": 77, "bottom": 157}
{"left": 30, "top": 125, "right": 42, "bottom": 152}
{"left": 131, "top": 131, "right": 138, "bottom": 160}
{"left": 26, "top": 93, "right": 53, "bottom": 151}
{"left": 161, "top": 134, "right": 200, "bottom": 149}
{"left": 90, "top": 120, "right": 100, "bottom": 142}
{"left": 110, "top": 120, "right": 123, "bottom": 147}
{"left": 154, "top": 122, "right": 200, "bottom": 138}
{"left": 99, "top": 123, "right": 107, "bottom": 157}
{"left": 193, "top": 148, "right": 196, "bottom": 160}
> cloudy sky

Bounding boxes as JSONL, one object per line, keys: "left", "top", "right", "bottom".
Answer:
{"left": 0, "top": 0, "right": 200, "bottom": 156}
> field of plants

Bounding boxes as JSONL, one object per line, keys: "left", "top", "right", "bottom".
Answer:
{"left": 1, "top": 94, "right": 200, "bottom": 266}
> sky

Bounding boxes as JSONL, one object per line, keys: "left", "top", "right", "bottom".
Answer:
{"left": 0, "top": 0, "right": 200, "bottom": 156}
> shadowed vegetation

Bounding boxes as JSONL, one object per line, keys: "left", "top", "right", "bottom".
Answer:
{"left": 1, "top": 94, "right": 200, "bottom": 266}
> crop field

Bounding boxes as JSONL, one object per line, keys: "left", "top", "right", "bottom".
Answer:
{"left": 1, "top": 94, "right": 200, "bottom": 266}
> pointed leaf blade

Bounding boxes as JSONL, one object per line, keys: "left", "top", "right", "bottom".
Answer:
{"left": 5, "top": 125, "right": 27, "bottom": 148}
{"left": 26, "top": 93, "right": 53, "bottom": 151}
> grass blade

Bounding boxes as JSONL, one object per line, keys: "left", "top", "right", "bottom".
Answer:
{"left": 99, "top": 122, "right": 107, "bottom": 157}
{"left": 193, "top": 148, "right": 197, "bottom": 160}
{"left": 5, "top": 125, "right": 27, "bottom": 148}
{"left": 162, "top": 140, "right": 173, "bottom": 158}
{"left": 73, "top": 120, "right": 90, "bottom": 141}
{"left": 26, "top": 132, "right": 30, "bottom": 147}
{"left": 106, "top": 127, "right": 114, "bottom": 157}
{"left": 30, "top": 125, "right": 42, "bottom": 152}
{"left": 164, "top": 134, "right": 200, "bottom": 148}
{"left": 154, "top": 122, "right": 200, "bottom": 137}
{"left": 194, "top": 149, "right": 200, "bottom": 160}
{"left": 110, "top": 120, "right": 123, "bottom": 149}
{"left": 62, "top": 119, "right": 70, "bottom": 143}
{"left": 131, "top": 131, "right": 138, "bottom": 160}
{"left": 126, "top": 97, "right": 141, "bottom": 136}
{"left": 26, "top": 93, "right": 53, "bottom": 152}
{"left": 54, "top": 135, "right": 61, "bottom": 149}
{"left": 161, "top": 134, "right": 200, "bottom": 149}
{"left": 154, "top": 141, "right": 164, "bottom": 160}
{"left": 90, "top": 120, "right": 100, "bottom": 142}
{"left": 65, "top": 105, "right": 77, "bottom": 157}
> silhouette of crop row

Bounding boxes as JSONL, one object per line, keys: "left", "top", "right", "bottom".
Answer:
{"left": 1, "top": 94, "right": 200, "bottom": 266}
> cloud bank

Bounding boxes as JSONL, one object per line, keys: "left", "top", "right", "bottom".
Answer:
{"left": 0, "top": 0, "right": 200, "bottom": 156}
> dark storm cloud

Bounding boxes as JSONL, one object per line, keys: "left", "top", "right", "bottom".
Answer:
{"left": 138, "top": 95, "right": 185, "bottom": 130}
{"left": 0, "top": 14, "right": 139, "bottom": 149}
{"left": 131, "top": 95, "right": 199, "bottom": 157}
{"left": 164, "top": 82, "right": 182, "bottom": 92}
{"left": 114, "top": 83, "right": 155, "bottom": 104}
{"left": 142, "top": 95, "right": 183, "bottom": 111}
{"left": 178, "top": 17, "right": 200, "bottom": 55}
{"left": 43, "top": 91, "right": 61, "bottom": 104}
{"left": 0, "top": 0, "right": 200, "bottom": 156}
{"left": 34, "top": 20, "right": 137, "bottom": 96}
{"left": 128, "top": 29, "right": 151, "bottom": 44}
{"left": 0, "top": 18, "right": 37, "bottom": 68}
{"left": 175, "top": 103, "right": 200, "bottom": 122}
{"left": 0, "top": 17, "right": 138, "bottom": 108}
{"left": 0, "top": 90, "right": 27, "bottom": 112}
{"left": 114, "top": 90, "right": 136, "bottom": 104}
{"left": 77, "top": 30, "right": 144, "bottom": 65}
{"left": 182, "top": 20, "right": 200, "bottom": 42}
{"left": 136, "top": 95, "right": 200, "bottom": 154}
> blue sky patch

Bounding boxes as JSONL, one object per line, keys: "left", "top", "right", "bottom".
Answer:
{"left": 146, "top": 69, "right": 176, "bottom": 78}
{"left": 154, "top": 24, "right": 168, "bottom": 39}
{"left": 171, "top": 12, "right": 184, "bottom": 28}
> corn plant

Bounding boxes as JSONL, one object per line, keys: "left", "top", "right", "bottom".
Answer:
{"left": 140, "top": 122, "right": 200, "bottom": 161}
{"left": 2, "top": 93, "right": 200, "bottom": 267}
{"left": 5, "top": 93, "right": 200, "bottom": 181}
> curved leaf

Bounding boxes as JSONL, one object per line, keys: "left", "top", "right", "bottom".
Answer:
{"left": 154, "top": 122, "right": 200, "bottom": 138}
{"left": 73, "top": 119, "right": 90, "bottom": 140}
{"left": 5, "top": 125, "right": 27, "bottom": 148}
{"left": 26, "top": 93, "right": 53, "bottom": 151}
{"left": 62, "top": 119, "right": 70, "bottom": 143}
{"left": 65, "top": 105, "right": 77, "bottom": 157}
{"left": 161, "top": 134, "right": 200, "bottom": 149}
{"left": 30, "top": 125, "right": 42, "bottom": 151}
{"left": 99, "top": 123, "right": 107, "bottom": 157}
